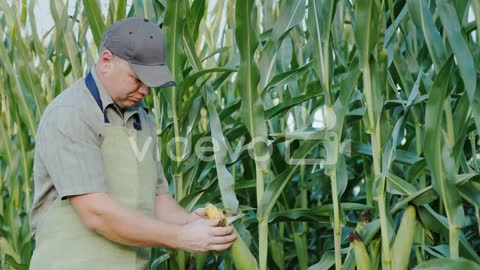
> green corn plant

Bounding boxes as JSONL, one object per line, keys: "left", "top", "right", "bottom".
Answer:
{"left": 234, "top": 1, "right": 271, "bottom": 269}
{"left": 353, "top": 1, "right": 394, "bottom": 269}
{"left": 2, "top": 1, "right": 480, "bottom": 270}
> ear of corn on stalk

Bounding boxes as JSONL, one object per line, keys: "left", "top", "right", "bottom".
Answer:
{"left": 349, "top": 230, "right": 371, "bottom": 270}
{"left": 358, "top": 209, "right": 372, "bottom": 227}
{"left": 391, "top": 205, "right": 417, "bottom": 270}
{"left": 343, "top": 209, "right": 374, "bottom": 270}
{"left": 205, "top": 204, "right": 259, "bottom": 270}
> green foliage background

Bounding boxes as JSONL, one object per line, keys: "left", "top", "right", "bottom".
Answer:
{"left": 0, "top": 0, "right": 480, "bottom": 269}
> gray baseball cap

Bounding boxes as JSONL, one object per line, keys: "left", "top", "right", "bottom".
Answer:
{"left": 101, "top": 17, "right": 175, "bottom": 88}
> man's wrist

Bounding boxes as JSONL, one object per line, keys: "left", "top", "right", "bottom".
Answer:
{"left": 173, "top": 223, "right": 186, "bottom": 250}
{"left": 184, "top": 209, "right": 194, "bottom": 224}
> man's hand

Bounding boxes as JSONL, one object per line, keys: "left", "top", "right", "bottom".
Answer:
{"left": 186, "top": 207, "right": 206, "bottom": 223}
{"left": 177, "top": 218, "right": 237, "bottom": 253}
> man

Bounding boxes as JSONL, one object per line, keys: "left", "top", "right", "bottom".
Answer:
{"left": 29, "top": 17, "right": 236, "bottom": 270}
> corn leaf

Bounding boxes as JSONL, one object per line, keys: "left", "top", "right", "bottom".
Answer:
{"left": 82, "top": 0, "right": 105, "bottom": 48}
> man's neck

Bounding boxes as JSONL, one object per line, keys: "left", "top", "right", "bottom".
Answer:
{"left": 94, "top": 64, "right": 114, "bottom": 100}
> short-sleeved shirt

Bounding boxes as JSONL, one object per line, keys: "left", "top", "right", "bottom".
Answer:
{"left": 29, "top": 66, "right": 170, "bottom": 235}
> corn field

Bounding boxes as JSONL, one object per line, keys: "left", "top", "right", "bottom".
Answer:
{"left": 1, "top": 0, "right": 480, "bottom": 269}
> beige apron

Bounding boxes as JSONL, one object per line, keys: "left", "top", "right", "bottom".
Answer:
{"left": 30, "top": 72, "right": 158, "bottom": 270}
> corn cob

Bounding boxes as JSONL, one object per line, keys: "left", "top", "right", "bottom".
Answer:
{"left": 205, "top": 204, "right": 259, "bottom": 270}
{"left": 229, "top": 231, "right": 259, "bottom": 270}
{"left": 349, "top": 230, "right": 371, "bottom": 270}
{"left": 391, "top": 205, "right": 417, "bottom": 270}
{"left": 343, "top": 209, "right": 373, "bottom": 270}
{"left": 205, "top": 203, "right": 227, "bottom": 227}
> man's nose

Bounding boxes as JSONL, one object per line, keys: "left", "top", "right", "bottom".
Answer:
{"left": 138, "top": 84, "right": 150, "bottom": 95}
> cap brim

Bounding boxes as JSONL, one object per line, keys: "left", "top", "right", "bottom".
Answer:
{"left": 130, "top": 63, "right": 176, "bottom": 88}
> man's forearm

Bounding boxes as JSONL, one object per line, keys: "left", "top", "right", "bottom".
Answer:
{"left": 70, "top": 192, "right": 237, "bottom": 254}
{"left": 155, "top": 194, "right": 190, "bottom": 224}
{"left": 70, "top": 193, "right": 182, "bottom": 248}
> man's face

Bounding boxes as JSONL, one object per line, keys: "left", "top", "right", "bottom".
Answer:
{"left": 102, "top": 53, "right": 151, "bottom": 109}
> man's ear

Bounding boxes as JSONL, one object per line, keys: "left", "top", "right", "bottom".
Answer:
{"left": 99, "top": 49, "right": 115, "bottom": 69}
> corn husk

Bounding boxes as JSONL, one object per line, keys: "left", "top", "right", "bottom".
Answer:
{"left": 349, "top": 230, "right": 371, "bottom": 270}
{"left": 204, "top": 204, "right": 259, "bottom": 270}
{"left": 391, "top": 205, "right": 417, "bottom": 270}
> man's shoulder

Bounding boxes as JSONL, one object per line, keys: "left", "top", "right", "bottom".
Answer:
{"left": 38, "top": 78, "right": 103, "bottom": 135}
{"left": 45, "top": 79, "right": 91, "bottom": 112}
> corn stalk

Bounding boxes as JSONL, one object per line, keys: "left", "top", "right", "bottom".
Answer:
{"left": 1, "top": 1, "right": 480, "bottom": 270}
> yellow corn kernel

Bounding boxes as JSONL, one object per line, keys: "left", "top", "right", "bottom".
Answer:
{"left": 205, "top": 203, "right": 226, "bottom": 227}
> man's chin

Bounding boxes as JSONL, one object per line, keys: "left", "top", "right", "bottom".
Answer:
{"left": 115, "top": 100, "right": 137, "bottom": 109}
